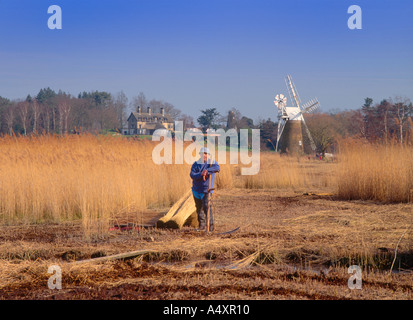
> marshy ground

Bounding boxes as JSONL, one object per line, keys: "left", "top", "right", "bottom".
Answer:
{"left": 1, "top": 187, "right": 412, "bottom": 300}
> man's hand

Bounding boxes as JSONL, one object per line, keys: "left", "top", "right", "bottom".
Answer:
{"left": 201, "top": 170, "right": 208, "bottom": 181}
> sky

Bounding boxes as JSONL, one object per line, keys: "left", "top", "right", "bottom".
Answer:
{"left": 0, "top": 0, "right": 412, "bottom": 123}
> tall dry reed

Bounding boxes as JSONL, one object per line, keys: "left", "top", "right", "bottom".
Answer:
{"left": 337, "top": 140, "right": 413, "bottom": 202}
{"left": 240, "top": 152, "right": 336, "bottom": 190}
{"left": 0, "top": 134, "right": 235, "bottom": 235}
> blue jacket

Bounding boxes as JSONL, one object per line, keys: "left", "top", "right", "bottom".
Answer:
{"left": 190, "top": 159, "right": 220, "bottom": 194}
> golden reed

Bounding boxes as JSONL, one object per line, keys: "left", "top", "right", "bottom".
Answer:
{"left": 0, "top": 134, "right": 232, "bottom": 235}
{"left": 337, "top": 139, "right": 413, "bottom": 203}
{"left": 241, "top": 152, "right": 336, "bottom": 190}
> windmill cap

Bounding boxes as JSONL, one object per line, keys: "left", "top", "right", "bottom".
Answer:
{"left": 199, "top": 147, "right": 210, "bottom": 155}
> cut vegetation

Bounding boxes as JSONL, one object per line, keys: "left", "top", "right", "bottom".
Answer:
{"left": 0, "top": 135, "right": 412, "bottom": 300}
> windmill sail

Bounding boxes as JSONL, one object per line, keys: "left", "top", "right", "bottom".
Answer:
{"left": 285, "top": 75, "right": 302, "bottom": 109}
{"left": 301, "top": 116, "right": 317, "bottom": 151}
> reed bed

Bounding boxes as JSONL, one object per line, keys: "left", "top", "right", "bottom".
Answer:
{"left": 0, "top": 134, "right": 235, "bottom": 235}
{"left": 0, "top": 135, "right": 184, "bottom": 234}
{"left": 240, "top": 152, "right": 336, "bottom": 190}
{"left": 2, "top": 133, "right": 411, "bottom": 237}
{"left": 337, "top": 140, "right": 413, "bottom": 203}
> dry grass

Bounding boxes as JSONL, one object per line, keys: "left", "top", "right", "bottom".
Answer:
{"left": 1, "top": 135, "right": 412, "bottom": 300}
{"left": 0, "top": 135, "right": 180, "bottom": 235}
{"left": 1, "top": 133, "right": 412, "bottom": 239}
{"left": 337, "top": 140, "right": 413, "bottom": 203}
{"left": 0, "top": 193, "right": 412, "bottom": 300}
{"left": 240, "top": 152, "right": 336, "bottom": 191}
{"left": 0, "top": 134, "right": 235, "bottom": 236}
{"left": 0, "top": 186, "right": 411, "bottom": 300}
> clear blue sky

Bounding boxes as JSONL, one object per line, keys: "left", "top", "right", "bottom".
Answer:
{"left": 0, "top": 0, "right": 412, "bottom": 122}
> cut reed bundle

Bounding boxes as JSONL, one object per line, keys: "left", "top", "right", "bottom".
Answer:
{"left": 156, "top": 189, "right": 197, "bottom": 229}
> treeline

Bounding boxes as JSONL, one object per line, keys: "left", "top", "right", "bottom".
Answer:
{"left": 1, "top": 89, "right": 412, "bottom": 155}
{"left": 0, "top": 88, "right": 191, "bottom": 135}
{"left": 257, "top": 97, "right": 413, "bottom": 153}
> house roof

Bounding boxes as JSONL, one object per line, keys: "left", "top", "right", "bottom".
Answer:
{"left": 128, "top": 112, "right": 174, "bottom": 123}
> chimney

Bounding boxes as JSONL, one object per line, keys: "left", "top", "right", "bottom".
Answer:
{"left": 147, "top": 107, "right": 151, "bottom": 115}
{"left": 161, "top": 107, "right": 164, "bottom": 116}
{"left": 137, "top": 106, "right": 141, "bottom": 113}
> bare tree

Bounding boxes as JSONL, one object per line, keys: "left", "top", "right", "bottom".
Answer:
{"left": 56, "top": 95, "right": 72, "bottom": 134}
{"left": 31, "top": 98, "right": 41, "bottom": 134}
{"left": 305, "top": 113, "right": 335, "bottom": 155}
{"left": 17, "top": 101, "right": 30, "bottom": 135}
{"left": 113, "top": 91, "right": 128, "bottom": 129}
{"left": 392, "top": 97, "right": 412, "bottom": 146}
{"left": 378, "top": 99, "right": 392, "bottom": 143}
{"left": 162, "top": 101, "right": 181, "bottom": 119}
{"left": 147, "top": 99, "right": 163, "bottom": 114}
{"left": 178, "top": 113, "right": 195, "bottom": 130}
{"left": 71, "top": 98, "right": 90, "bottom": 133}
{"left": 132, "top": 92, "right": 147, "bottom": 112}
{"left": 4, "top": 104, "right": 15, "bottom": 135}
{"left": 226, "top": 107, "right": 243, "bottom": 130}
{"left": 349, "top": 109, "right": 367, "bottom": 139}
{"left": 42, "top": 103, "right": 52, "bottom": 134}
{"left": 145, "top": 98, "right": 181, "bottom": 119}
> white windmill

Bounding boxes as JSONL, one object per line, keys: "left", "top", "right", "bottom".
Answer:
{"left": 274, "top": 75, "right": 320, "bottom": 153}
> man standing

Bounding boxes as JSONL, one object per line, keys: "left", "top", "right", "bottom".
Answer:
{"left": 190, "top": 147, "right": 220, "bottom": 231}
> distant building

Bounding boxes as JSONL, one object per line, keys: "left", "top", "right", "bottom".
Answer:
{"left": 124, "top": 106, "right": 174, "bottom": 135}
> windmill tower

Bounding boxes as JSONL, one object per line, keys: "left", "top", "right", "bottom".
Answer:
{"left": 274, "top": 75, "right": 320, "bottom": 154}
